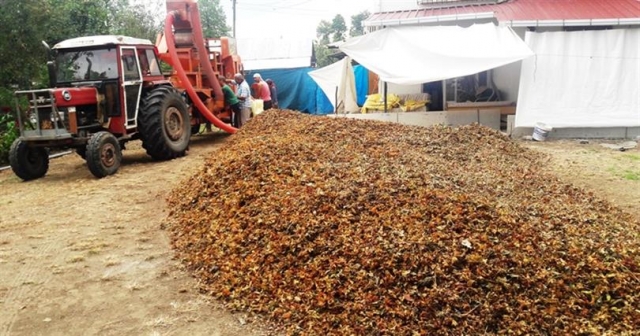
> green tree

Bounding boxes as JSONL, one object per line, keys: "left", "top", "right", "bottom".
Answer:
{"left": 0, "top": 0, "right": 163, "bottom": 89}
{"left": 0, "top": 0, "right": 53, "bottom": 87}
{"left": 316, "top": 20, "right": 332, "bottom": 45}
{"left": 45, "top": 0, "right": 112, "bottom": 43}
{"left": 350, "top": 10, "right": 370, "bottom": 37}
{"left": 110, "top": 1, "right": 162, "bottom": 41}
{"left": 198, "top": 0, "right": 231, "bottom": 37}
{"left": 314, "top": 14, "right": 350, "bottom": 68}
{"left": 331, "top": 15, "right": 347, "bottom": 42}
{"left": 313, "top": 42, "right": 332, "bottom": 68}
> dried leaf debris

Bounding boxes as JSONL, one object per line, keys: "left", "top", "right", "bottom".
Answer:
{"left": 167, "top": 110, "right": 639, "bottom": 335}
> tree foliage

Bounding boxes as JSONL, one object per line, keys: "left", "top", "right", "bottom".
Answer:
{"left": 316, "top": 20, "right": 333, "bottom": 45}
{"left": 198, "top": 0, "right": 231, "bottom": 38}
{"left": 0, "top": 0, "right": 172, "bottom": 89}
{"left": 313, "top": 42, "right": 332, "bottom": 69}
{"left": 350, "top": 10, "right": 370, "bottom": 37}
{"left": 331, "top": 15, "right": 347, "bottom": 42}
{"left": 314, "top": 11, "right": 370, "bottom": 68}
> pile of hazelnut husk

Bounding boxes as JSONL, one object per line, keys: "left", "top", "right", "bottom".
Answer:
{"left": 167, "top": 110, "right": 639, "bottom": 335}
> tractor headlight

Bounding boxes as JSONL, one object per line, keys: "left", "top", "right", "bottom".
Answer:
{"left": 50, "top": 110, "right": 65, "bottom": 122}
{"left": 28, "top": 110, "right": 37, "bottom": 124}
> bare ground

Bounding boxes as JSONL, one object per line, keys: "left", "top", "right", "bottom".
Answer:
{"left": 0, "top": 134, "right": 638, "bottom": 336}
{"left": 0, "top": 133, "right": 274, "bottom": 336}
{"left": 522, "top": 139, "right": 640, "bottom": 220}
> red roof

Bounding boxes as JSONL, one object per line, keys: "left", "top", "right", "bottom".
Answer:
{"left": 368, "top": 0, "right": 640, "bottom": 23}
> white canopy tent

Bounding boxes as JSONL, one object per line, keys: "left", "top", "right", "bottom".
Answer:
{"left": 516, "top": 29, "right": 640, "bottom": 128}
{"left": 339, "top": 23, "right": 534, "bottom": 85}
{"left": 237, "top": 38, "right": 313, "bottom": 71}
{"left": 308, "top": 57, "right": 359, "bottom": 113}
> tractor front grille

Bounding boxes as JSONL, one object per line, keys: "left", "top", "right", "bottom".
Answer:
{"left": 15, "top": 89, "right": 72, "bottom": 140}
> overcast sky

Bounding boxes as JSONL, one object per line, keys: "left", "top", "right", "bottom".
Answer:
{"left": 220, "top": 0, "right": 376, "bottom": 40}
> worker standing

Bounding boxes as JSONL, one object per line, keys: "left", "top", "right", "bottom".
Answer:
{"left": 252, "top": 73, "right": 272, "bottom": 110}
{"left": 218, "top": 75, "right": 242, "bottom": 128}
{"left": 234, "top": 73, "right": 252, "bottom": 127}
{"left": 266, "top": 79, "right": 278, "bottom": 109}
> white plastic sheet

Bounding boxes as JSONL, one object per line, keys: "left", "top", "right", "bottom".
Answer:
{"left": 237, "top": 38, "right": 313, "bottom": 71}
{"left": 516, "top": 29, "right": 640, "bottom": 128}
{"left": 308, "top": 57, "right": 359, "bottom": 113}
{"left": 339, "top": 23, "right": 534, "bottom": 85}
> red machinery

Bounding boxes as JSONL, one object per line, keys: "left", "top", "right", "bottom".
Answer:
{"left": 9, "top": 35, "right": 192, "bottom": 180}
{"left": 157, "top": 0, "right": 243, "bottom": 134}
{"left": 7, "top": 0, "right": 242, "bottom": 181}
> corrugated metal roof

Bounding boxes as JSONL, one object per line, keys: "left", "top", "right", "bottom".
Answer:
{"left": 368, "top": 0, "right": 640, "bottom": 24}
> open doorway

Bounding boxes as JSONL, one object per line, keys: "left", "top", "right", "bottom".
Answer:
{"left": 422, "top": 81, "right": 443, "bottom": 111}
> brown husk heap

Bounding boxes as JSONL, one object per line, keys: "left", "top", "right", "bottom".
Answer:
{"left": 167, "top": 110, "right": 639, "bottom": 335}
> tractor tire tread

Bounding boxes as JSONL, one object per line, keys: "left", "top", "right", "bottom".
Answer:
{"left": 9, "top": 139, "right": 49, "bottom": 181}
{"left": 138, "top": 86, "right": 190, "bottom": 161}
{"left": 86, "top": 131, "right": 122, "bottom": 178}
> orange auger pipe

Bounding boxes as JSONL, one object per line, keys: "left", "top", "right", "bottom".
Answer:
{"left": 165, "top": 10, "right": 237, "bottom": 134}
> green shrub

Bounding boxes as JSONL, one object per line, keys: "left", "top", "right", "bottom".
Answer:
{"left": 0, "top": 113, "right": 19, "bottom": 165}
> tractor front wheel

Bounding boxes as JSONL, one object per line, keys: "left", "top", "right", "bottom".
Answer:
{"left": 138, "top": 86, "right": 191, "bottom": 160}
{"left": 86, "top": 132, "right": 122, "bottom": 178}
{"left": 9, "top": 139, "right": 49, "bottom": 181}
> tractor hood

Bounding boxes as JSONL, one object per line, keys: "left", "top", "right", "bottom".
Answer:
{"left": 52, "top": 87, "right": 98, "bottom": 107}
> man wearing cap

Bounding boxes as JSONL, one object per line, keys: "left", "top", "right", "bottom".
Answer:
{"left": 234, "top": 73, "right": 252, "bottom": 127}
{"left": 253, "top": 73, "right": 272, "bottom": 110}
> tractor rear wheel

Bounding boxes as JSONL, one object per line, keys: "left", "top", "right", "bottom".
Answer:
{"left": 86, "top": 131, "right": 122, "bottom": 178}
{"left": 138, "top": 86, "right": 190, "bottom": 160}
{"left": 9, "top": 139, "right": 49, "bottom": 181}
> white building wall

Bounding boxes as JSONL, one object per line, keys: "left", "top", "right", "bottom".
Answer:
{"left": 385, "top": 82, "right": 423, "bottom": 95}
{"left": 492, "top": 62, "right": 522, "bottom": 101}
{"left": 491, "top": 27, "right": 566, "bottom": 102}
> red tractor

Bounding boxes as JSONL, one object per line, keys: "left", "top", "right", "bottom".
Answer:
{"left": 10, "top": 35, "right": 191, "bottom": 180}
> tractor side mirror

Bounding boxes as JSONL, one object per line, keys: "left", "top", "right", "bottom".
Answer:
{"left": 47, "top": 61, "right": 57, "bottom": 88}
{"left": 42, "top": 41, "right": 54, "bottom": 61}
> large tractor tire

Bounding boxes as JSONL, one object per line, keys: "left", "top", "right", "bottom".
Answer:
{"left": 138, "top": 86, "right": 190, "bottom": 160}
{"left": 9, "top": 139, "right": 49, "bottom": 181}
{"left": 86, "top": 131, "right": 122, "bottom": 178}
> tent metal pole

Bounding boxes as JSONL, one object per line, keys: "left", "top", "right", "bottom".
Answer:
{"left": 383, "top": 81, "right": 388, "bottom": 114}
{"left": 442, "top": 80, "right": 447, "bottom": 111}
{"left": 454, "top": 78, "right": 458, "bottom": 102}
{"left": 335, "top": 86, "right": 338, "bottom": 114}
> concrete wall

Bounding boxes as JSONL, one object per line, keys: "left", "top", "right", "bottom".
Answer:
{"left": 507, "top": 116, "right": 640, "bottom": 139}
{"left": 332, "top": 112, "right": 447, "bottom": 128}
{"left": 330, "top": 110, "right": 501, "bottom": 130}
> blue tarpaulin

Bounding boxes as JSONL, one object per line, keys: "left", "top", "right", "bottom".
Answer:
{"left": 353, "top": 65, "right": 369, "bottom": 107}
{"left": 246, "top": 68, "right": 333, "bottom": 115}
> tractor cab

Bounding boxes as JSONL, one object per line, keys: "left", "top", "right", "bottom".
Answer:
{"left": 10, "top": 35, "right": 190, "bottom": 180}
{"left": 39, "top": 36, "right": 166, "bottom": 137}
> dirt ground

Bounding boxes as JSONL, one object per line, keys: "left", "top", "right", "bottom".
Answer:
{"left": 0, "top": 133, "right": 638, "bottom": 336}
{"left": 522, "top": 139, "right": 640, "bottom": 220}
{"left": 0, "top": 133, "right": 274, "bottom": 336}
